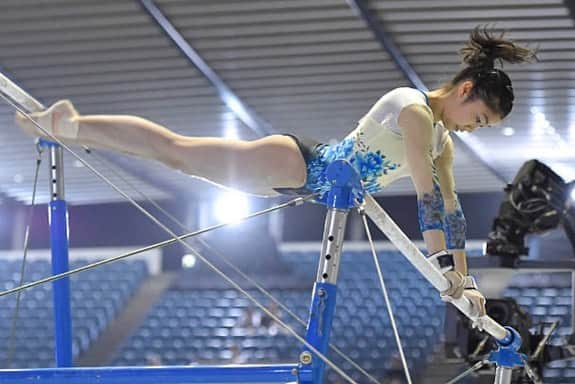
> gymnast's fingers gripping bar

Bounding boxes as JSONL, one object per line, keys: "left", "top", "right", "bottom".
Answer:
{"left": 0, "top": 72, "right": 45, "bottom": 112}
{"left": 363, "top": 194, "right": 508, "bottom": 341}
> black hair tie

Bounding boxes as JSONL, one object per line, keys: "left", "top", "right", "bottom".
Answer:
{"left": 481, "top": 46, "right": 496, "bottom": 69}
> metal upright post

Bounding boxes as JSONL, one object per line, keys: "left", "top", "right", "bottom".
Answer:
{"left": 485, "top": 327, "right": 525, "bottom": 384}
{"left": 494, "top": 367, "right": 513, "bottom": 384}
{"left": 298, "top": 160, "right": 362, "bottom": 384}
{"left": 46, "top": 142, "right": 73, "bottom": 367}
{"left": 0, "top": 70, "right": 73, "bottom": 367}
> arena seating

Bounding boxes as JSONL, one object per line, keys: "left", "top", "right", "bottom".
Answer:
{"left": 113, "top": 249, "right": 445, "bottom": 382}
{"left": 114, "top": 250, "right": 575, "bottom": 382}
{"left": 0, "top": 258, "right": 148, "bottom": 368}
{"left": 2, "top": 250, "right": 573, "bottom": 382}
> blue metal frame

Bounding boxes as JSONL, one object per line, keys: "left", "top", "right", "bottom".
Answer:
{"left": 299, "top": 283, "right": 338, "bottom": 384}
{"left": 38, "top": 138, "right": 74, "bottom": 367}
{"left": 488, "top": 326, "right": 526, "bottom": 369}
{"left": 318, "top": 158, "right": 363, "bottom": 208}
{"left": 0, "top": 365, "right": 298, "bottom": 384}
{"left": 49, "top": 198, "right": 73, "bottom": 367}
{"left": 299, "top": 160, "right": 363, "bottom": 383}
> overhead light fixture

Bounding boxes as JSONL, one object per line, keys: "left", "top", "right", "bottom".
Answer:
{"left": 214, "top": 190, "right": 249, "bottom": 224}
{"left": 181, "top": 254, "right": 197, "bottom": 269}
{"left": 533, "top": 111, "right": 547, "bottom": 124}
{"left": 502, "top": 127, "right": 515, "bottom": 136}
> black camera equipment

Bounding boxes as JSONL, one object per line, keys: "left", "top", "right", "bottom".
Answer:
{"left": 445, "top": 160, "right": 575, "bottom": 383}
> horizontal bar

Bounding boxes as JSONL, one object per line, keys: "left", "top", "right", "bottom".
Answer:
{"left": 0, "top": 70, "right": 45, "bottom": 112}
{"left": 363, "top": 194, "right": 508, "bottom": 340}
{"left": 0, "top": 364, "right": 298, "bottom": 384}
{"left": 363, "top": 194, "right": 449, "bottom": 289}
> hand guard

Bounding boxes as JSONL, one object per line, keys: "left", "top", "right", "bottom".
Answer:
{"left": 440, "top": 270, "right": 465, "bottom": 299}
{"left": 462, "top": 289, "right": 487, "bottom": 319}
{"left": 427, "top": 249, "right": 455, "bottom": 274}
{"left": 427, "top": 250, "right": 464, "bottom": 299}
{"left": 440, "top": 274, "right": 486, "bottom": 320}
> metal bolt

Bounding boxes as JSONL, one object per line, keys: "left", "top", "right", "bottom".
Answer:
{"left": 291, "top": 367, "right": 298, "bottom": 376}
{"left": 300, "top": 351, "right": 313, "bottom": 365}
{"left": 318, "top": 289, "right": 326, "bottom": 297}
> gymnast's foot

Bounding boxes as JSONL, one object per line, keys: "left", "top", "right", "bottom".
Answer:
{"left": 15, "top": 99, "right": 80, "bottom": 140}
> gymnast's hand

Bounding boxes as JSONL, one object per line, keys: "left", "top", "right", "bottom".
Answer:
{"left": 440, "top": 273, "right": 487, "bottom": 318}
{"left": 440, "top": 270, "right": 466, "bottom": 299}
{"left": 462, "top": 289, "right": 487, "bottom": 318}
{"left": 15, "top": 99, "right": 80, "bottom": 140}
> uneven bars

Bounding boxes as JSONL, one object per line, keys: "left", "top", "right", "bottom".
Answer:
{"left": 0, "top": 71, "right": 44, "bottom": 112}
{"left": 363, "top": 194, "right": 508, "bottom": 340}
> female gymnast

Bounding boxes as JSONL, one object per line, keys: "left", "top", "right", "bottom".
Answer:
{"left": 16, "top": 27, "right": 537, "bottom": 317}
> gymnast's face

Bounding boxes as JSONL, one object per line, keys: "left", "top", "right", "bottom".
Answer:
{"left": 442, "top": 80, "right": 502, "bottom": 133}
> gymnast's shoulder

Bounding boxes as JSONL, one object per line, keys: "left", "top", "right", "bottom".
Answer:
{"left": 365, "top": 86, "right": 431, "bottom": 122}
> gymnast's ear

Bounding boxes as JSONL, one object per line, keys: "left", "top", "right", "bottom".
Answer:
{"left": 457, "top": 80, "right": 475, "bottom": 99}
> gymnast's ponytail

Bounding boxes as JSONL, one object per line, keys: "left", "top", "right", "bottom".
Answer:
{"left": 459, "top": 26, "right": 537, "bottom": 70}
{"left": 449, "top": 26, "right": 538, "bottom": 118}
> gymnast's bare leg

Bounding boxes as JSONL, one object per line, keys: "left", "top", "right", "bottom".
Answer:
{"left": 16, "top": 100, "right": 307, "bottom": 196}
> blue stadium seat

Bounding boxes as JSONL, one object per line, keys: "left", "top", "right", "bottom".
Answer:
{"left": 0, "top": 258, "right": 148, "bottom": 368}
{"left": 112, "top": 249, "right": 454, "bottom": 380}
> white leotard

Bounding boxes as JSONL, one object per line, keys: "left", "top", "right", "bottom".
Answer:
{"left": 343, "top": 87, "right": 450, "bottom": 190}
{"left": 302, "top": 87, "right": 450, "bottom": 195}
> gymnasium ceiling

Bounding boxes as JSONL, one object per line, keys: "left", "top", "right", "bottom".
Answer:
{"left": 0, "top": 0, "right": 574, "bottom": 205}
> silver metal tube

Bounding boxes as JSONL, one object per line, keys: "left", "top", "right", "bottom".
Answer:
{"left": 0, "top": 72, "right": 45, "bottom": 112}
{"left": 363, "top": 194, "right": 448, "bottom": 289}
{"left": 316, "top": 208, "right": 348, "bottom": 284}
{"left": 49, "top": 146, "right": 65, "bottom": 201}
{"left": 363, "top": 193, "right": 508, "bottom": 340}
{"left": 494, "top": 367, "right": 513, "bottom": 384}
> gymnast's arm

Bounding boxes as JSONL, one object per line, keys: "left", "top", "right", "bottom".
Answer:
{"left": 434, "top": 136, "right": 468, "bottom": 275}
{"left": 399, "top": 106, "right": 469, "bottom": 302}
{"left": 435, "top": 137, "right": 486, "bottom": 315}
{"left": 397, "top": 104, "right": 447, "bottom": 254}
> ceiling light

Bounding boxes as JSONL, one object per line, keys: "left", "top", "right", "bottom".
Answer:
{"left": 533, "top": 112, "right": 547, "bottom": 123}
{"left": 214, "top": 191, "right": 249, "bottom": 224}
{"left": 502, "top": 127, "right": 515, "bottom": 136}
{"left": 182, "top": 254, "right": 197, "bottom": 269}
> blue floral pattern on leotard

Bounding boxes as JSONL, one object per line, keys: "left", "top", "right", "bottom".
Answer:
{"left": 304, "top": 137, "right": 400, "bottom": 197}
